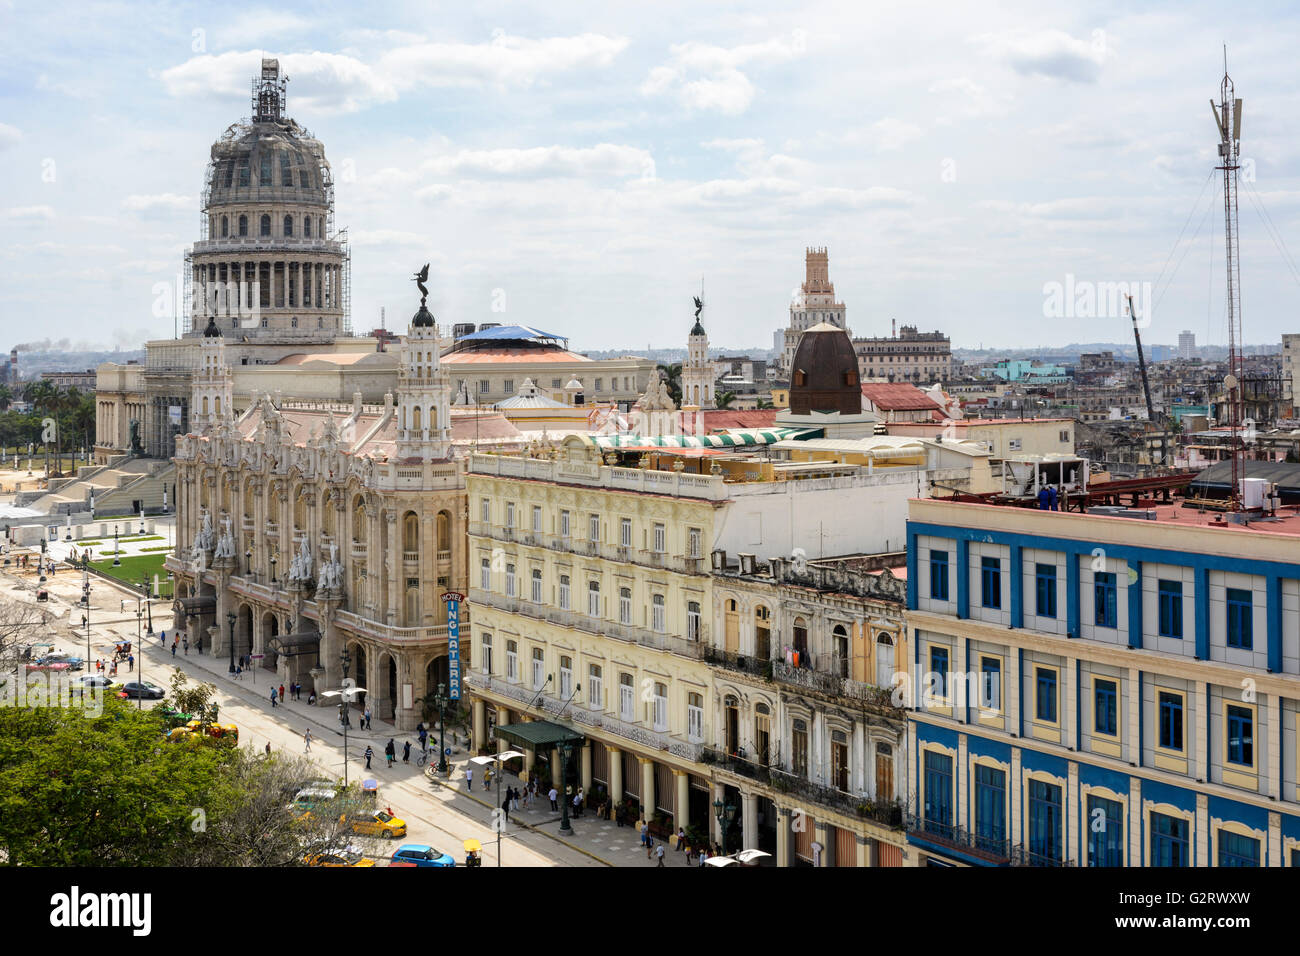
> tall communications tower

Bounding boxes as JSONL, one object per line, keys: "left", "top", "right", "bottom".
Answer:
{"left": 1211, "top": 52, "right": 1244, "bottom": 509}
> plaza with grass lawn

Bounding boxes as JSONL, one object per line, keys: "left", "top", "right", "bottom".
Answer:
{"left": 90, "top": 552, "right": 174, "bottom": 596}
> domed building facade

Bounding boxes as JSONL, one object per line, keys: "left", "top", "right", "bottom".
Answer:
{"left": 189, "top": 59, "right": 349, "bottom": 340}
{"left": 776, "top": 321, "right": 879, "bottom": 439}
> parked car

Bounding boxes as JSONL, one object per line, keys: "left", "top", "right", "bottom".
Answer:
{"left": 76, "top": 674, "right": 115, "bottom": 689}
{"left": 344, "top": 809, "right": 407, "bottom": 839}
{"left": 390, "top": 844, "right": 455, "bottom": 868}
{"left": 26, "top": 661, "right": 70, "bottom": 674}
{"left": 118, "top": 681, "right": 165, "bottom": 700}
{"left": 38, "top": 653, "right": 85, "bottom": 671}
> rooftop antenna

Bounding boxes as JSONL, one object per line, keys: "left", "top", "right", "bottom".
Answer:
{"left": 1211, "top": 45, "right": 1245, "bottom": 509}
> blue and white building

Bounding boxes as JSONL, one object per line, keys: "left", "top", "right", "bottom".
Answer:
{"left": 902, "top": 496, "right": 1300, "bottom": 867}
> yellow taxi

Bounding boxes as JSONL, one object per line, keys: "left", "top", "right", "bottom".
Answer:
{"left": 343, "top": 809, "right": 407, "bottom": 839}
{"left": 304, "top": 848, "right": 377, "bottom": 867}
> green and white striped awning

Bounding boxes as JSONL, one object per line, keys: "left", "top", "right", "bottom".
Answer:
{"left": 590, "top": 427, "right": 822, "bottom": 449}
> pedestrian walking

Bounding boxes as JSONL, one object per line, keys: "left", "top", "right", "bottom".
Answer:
{"left": 159, "top": 630, "right": 165, "bottom": 645}
{"left": 270, "top": 687, "right": 278, "bottom": 707}
{"left": 364, "top": 707, "right": 372, "bottom": 730}
{"left": 677, "top": 827, "right": 686, "bottom": 851}
{"left": 465, "top": 767, "right": 474, "bottom": 789}
{"left": 304, "top": 729, "right": 313, "bottom": 752}
{"left": 548, "top": 787, "right": 558, "bottom": 811}
{"left": 573, "top": 789, "right": 583, "bottom": 818}
{"left": 385, "top": 738, "right": 395, "bottom": 768}
{"left": 483, "top": 767, "right": 493, "bottom": 791}
{"left": 182, "top": 638, "right": 188, "bottom": 655}
{"left": 417, "top": 727, "right": 427, "bottom": 750}
{"left": 501, "top": 792, "right": 511, "bottom": 823}
{"left": 640, "top": 820, "right": 649, "bottom": 846}
{"left": 656, "top": 843, "right": 665, "bottom": 867}
{"left": 264, "top": 742, "right": 271, "bottom": 756}
{"left": 698, "top": 847, "right": 708, "bottom": 867}
{"left": 170, "top": 643, "right": 176, "bottom": 657}
{"left": 646, "top": 833, "right": 654, "bottom": 860}
{"left": 127, "top": 654, "right": 134, "bottom": 671}
{"left": 402, "top": 740, "right": 410, "bottom": 764}
{"left": 235, "top": 665, "right": 242, "bottom": 681}
{"left": 279, "top": 683, "right": 285, "bottom": 704}
{"left": 511, "top": 787, "right": 520, "bottom": 812}
{"left": 364, "top": 745, "right": 374, "bottom": 770}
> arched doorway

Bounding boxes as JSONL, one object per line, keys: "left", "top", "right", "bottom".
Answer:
{"left": 875, "top": 632, "right": 895, "bottom": 688}
{"left": 347, "top": 642, "right": 368, "bottom": 709}
{"left": 237, "top": 604, "right": 253, "bottom": 661}
{"left": 792, "top": 617, "right": 808, "bottom": 666}
{"left": 754, "top": 605, "right": 771, "bottom": 660}
{"left": 724, "top": 695, "right": 740, "bottom": 755}
{"left": 724, "top": 599, "right": 739, "bottom": 653}
{"left": 384, "top": 655, "right": 398, "bottom": 722}
{"left": 261, "top": 612, "right": 279, "bottom": 671}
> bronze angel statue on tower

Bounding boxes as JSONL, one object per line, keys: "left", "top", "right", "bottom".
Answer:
{"left": 413, "top": 263, "right": 430, "bottom": 305}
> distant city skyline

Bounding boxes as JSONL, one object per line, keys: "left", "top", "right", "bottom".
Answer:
{"left": 4, "top": 2, "right": 1300, "bottom": 352}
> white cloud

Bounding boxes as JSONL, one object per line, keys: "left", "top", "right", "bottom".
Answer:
{"left": 870, "top": 118, "right": 924, "bottom": 151}
{"left": 160, "top": 50, "right": 397, "bottom": 113}
{"left": 381, "top": 31, "right": 627, "bottom": 88}
{"left": 4, "top": 205, "right": 54, "bottom": 220}
{"left": 0, "top": 122, "right": 21, "bottom": 150}
{"left": 641, "top": 31, "right": 807, "bottom": 115}
{"left": 122, "top": 193, "right": 195, "bottom": 212}
{"left": 973, "top": 29, "right": 1110, "bottom": 83}
{"left": 421, "top": 144, "right": 655, "bottom": 180}
{"left": 929, "top": 77, "right": 1009, "bottom": 117}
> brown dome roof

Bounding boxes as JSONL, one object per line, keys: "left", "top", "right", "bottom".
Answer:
{"left": 789, "top": 322, "right": 861, "bottom": 415}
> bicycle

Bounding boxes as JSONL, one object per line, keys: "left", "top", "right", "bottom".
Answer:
{"left": 416, "top": 743, "right": 429, "bottom": 767}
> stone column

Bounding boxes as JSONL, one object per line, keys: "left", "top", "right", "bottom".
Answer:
{"left": 471, "top": 698, "right": 486, "bottom": 751}
{"left": 580, "top": 742, "right": 592, "bottom": 793}
{"left": 776, "top": 807, "right": 792, "bottom": 867}
{"left": 524, "top": 747, "right": 535, "bottom": 777}
{"left": 386, "top": 512, "right": 399, "bottom": 625}
{"left": 495, "top": 705, "right": 510, "bottom": 753}
{"left": 814, "top": 820, "right": 830, "bottom": 867}
{"left": 741, "top": 791, "right": 757, "bottom": 850}
{"left": 856, "top": 834, "right": 872, "bottom": 867}
{"left": 674, "top": 770, "right": 690, "bottom": 831}
{"left": 640, "top": 758, "right": 656, "bottom": 821}
{"left": 608, "top": 746, "right": 623, "bottom": 803}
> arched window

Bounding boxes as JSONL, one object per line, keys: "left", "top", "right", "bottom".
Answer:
{"left": 352, "top": 497, "right": 365, "bottom": 542}
{"left": 618, "top": 587, "right": 632, "bottom": 624}
{"left": 530, "top": 568, "right": 543, "bottom": 603}
{"left": 403, "top": 513, "right": 419, "bottom": 553}
{"left": 260, "top": 214, "right": 271, "bottom": 237}
{"left": 283, "top": 215, "right": 293, "bottom": 237}
{"left": 755, "top": 605, "right": 771, "bottom": 660}
{"left": 303, "top": 216, "right": 311, "bottom": 238}
{"left": 290, "top": 317, "right": 297, "bottom": 328}
{"left": 754, "top": 702, "right": 771, "bottom": 765}
{"left": 724, "top": 695, "right": 740, "bottom": 754}
{"left": 587, "top": 580, "right": 601, "bottom": 617}
{"left": 792, "top": 617, "right": 809, "bottom": 665}
{"left": 791, "top": 718, "right": 809, "bottom": 776}
{"left": 876, "top": 632, "right": 895, "bottom": 690}
{"left": 221, "top": 215, "right": 229, "bottom": 237}
{"left": 832, "top": 729, "right": 849, "bottom": 790}
{"left": 436, "top": 511, "right": 450, "bottom": 552}
{"left": 833, "top": 624, "right": 849, "bottom": 678}
{"left": 411, "top": 406, "right": 421, "bottom": 433}
{"left": 238, "top": 215, "right": 248, "bottom": 236}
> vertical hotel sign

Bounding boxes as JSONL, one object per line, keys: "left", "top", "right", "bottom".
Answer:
{"left": 442, "top": 591, "right": 464, "bottom": 700}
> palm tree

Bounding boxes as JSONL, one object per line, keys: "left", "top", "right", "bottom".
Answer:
{"left": 0, "top": 384, "right": 11, "bottom": 411}
{"left": 717, "top": 391, "right": 737, "bottom": 409}
{"left": 657, "top": 363, "right": 682, "bottom": 406}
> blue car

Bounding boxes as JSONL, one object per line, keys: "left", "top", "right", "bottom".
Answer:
{"left": 390, "top": 844, "right": 455, "bottom": 868}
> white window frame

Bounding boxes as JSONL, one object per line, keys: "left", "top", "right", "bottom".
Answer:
{"left": 620, "top": 674, "right": 634, "bottom": 721}
{"left": 480, "top": 557, "right": 491, "bottom": 591}
{"left": 688, "top": 527, "right": 701, "bottom": 559}
{"left": 619, "top": 587, "right": 632, "bottom": 624}
{"left": 652, "top": 593, "right": 666, "bottom": 633}
{"left": 480, "top": 497, "right": 490, "bottom": 523}
{"left": 653, "top": 523, "right": 666, "bottom": 554}
{"left": 588, "top": 580, "right": 601, "bottom": 617}
{"left": 505, "top": 501, "right": 515, "bottom": 529}
{"left": 531, "top": 649, "right": 545, "bottom": 691}
{"left": 481, "top": 634, "right": 492, "bottom": 674}
{"left": 531, "top": 568, "right": 543, "bottom": 604}
{"left": 505, "top": 641, "right": 518, "bottom": 681}
{"left": 560, "top": 510, "right": 570, "bottom": 538}
{"left": 652, "top": 683, "right": 668, "bottom": 732}
{"left": 588, "top": 665, "right": 603, "bottom": 709}
{"left": 687, "top": 694, "right": 703, "bottom": 742}
{"left": 532, "top": 505, "right": 542, "bottom": 533}
{"left": 687, "top": 601, "right": 701, "bottom": 642}
{"left": 505, "top": 564, "right": 516, "bottom": 598}
{"left": 559, "top": 657, "right": 572, "bottom": 699}
{"left": 588, "top": 514, "right": 600, "bottom": 542}
{"left": 620, "top": 517, "right": 632, "bottom": 548}
{"left": 558, "top": 574, "right": 570, "bottom": 610}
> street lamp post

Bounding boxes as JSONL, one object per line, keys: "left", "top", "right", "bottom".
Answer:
{"left": 112, "top": 524, "right": 120, "bottom": 567}
{"left": 435, "top": 682, "right": 448, "bottom": 774}
{"left": 714, "top": 799, "right": 737, "bottom": 856}
{"left": 82, "top": 571, "right": 91, "bottom": 663}
{"left": 135, "top": 607, "right": 143, "bottom": 710}
{"left": 558, "top": 740, "right": 574, "bottom": 833}
{"left": 270, "top": 553, "right": 277, "bottom": 585}
{"left": 226, "top": 611, "right": 236, "bottom": 674}
{"left": 244, "top": 547, "right": 252, "bottom": 577}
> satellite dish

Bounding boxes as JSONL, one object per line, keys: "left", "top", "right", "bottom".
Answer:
{"left": 1224, "top": 374, "right": 1238, "bottom": 390}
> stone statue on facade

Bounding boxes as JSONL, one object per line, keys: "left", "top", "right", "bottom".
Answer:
{"left": 317, "top": 541, "right": 344, "bottom": 592}
{"left": 194, "top": 510, "right": 215, "bottom": 552}
{"left": 287, "top": 535, "right": 313, "bottom": 583}
{"left": 214, "top": 514, "right": 236, "bottom": 559}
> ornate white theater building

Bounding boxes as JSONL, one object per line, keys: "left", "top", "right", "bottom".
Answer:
{"left": 165, "top": 292, "right": 500, "bottom": 730}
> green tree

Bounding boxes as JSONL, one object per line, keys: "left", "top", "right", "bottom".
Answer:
{"left": 657, "top": 363, "right": 682, "bottom": 406}
{"left": 717, "top": 391, "right": 737, "bottom": 409}
{"left": 162, "top": 668, "right": 220, "bottom": 726}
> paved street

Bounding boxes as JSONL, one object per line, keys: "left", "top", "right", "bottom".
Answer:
{"left": 2, "top": 543, "right": 702, "bottom": 868}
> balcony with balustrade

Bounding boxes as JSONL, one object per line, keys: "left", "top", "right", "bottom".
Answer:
{"left": 904, "top": 814, "right": 1074, "bottom": 867}
{"left": 467, "top": 521, "right": 707, "bottom": 577}
{"left": 772, "top": 655, "right": 903, "bottom": 714}
{"left": 469, "top": 587, "right": 706, "bottom": 660}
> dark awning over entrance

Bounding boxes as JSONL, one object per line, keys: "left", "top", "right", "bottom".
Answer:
{"left": 268, "top": 630, "right": 321, "bottom": 658}
{"left": 495, "top": 721, "right": 584, "bottom": 750}
{"left": 179, "top": 595, "right": 216, "bottom": 613}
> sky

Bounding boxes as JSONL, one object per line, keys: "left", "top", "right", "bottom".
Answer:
{"left": 3, "top": 0, "right": 1300, "bottom": 354}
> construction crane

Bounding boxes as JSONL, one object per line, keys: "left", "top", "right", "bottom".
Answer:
{"left": 1126, "top": 294, "right": 1163, "bottom": 466}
